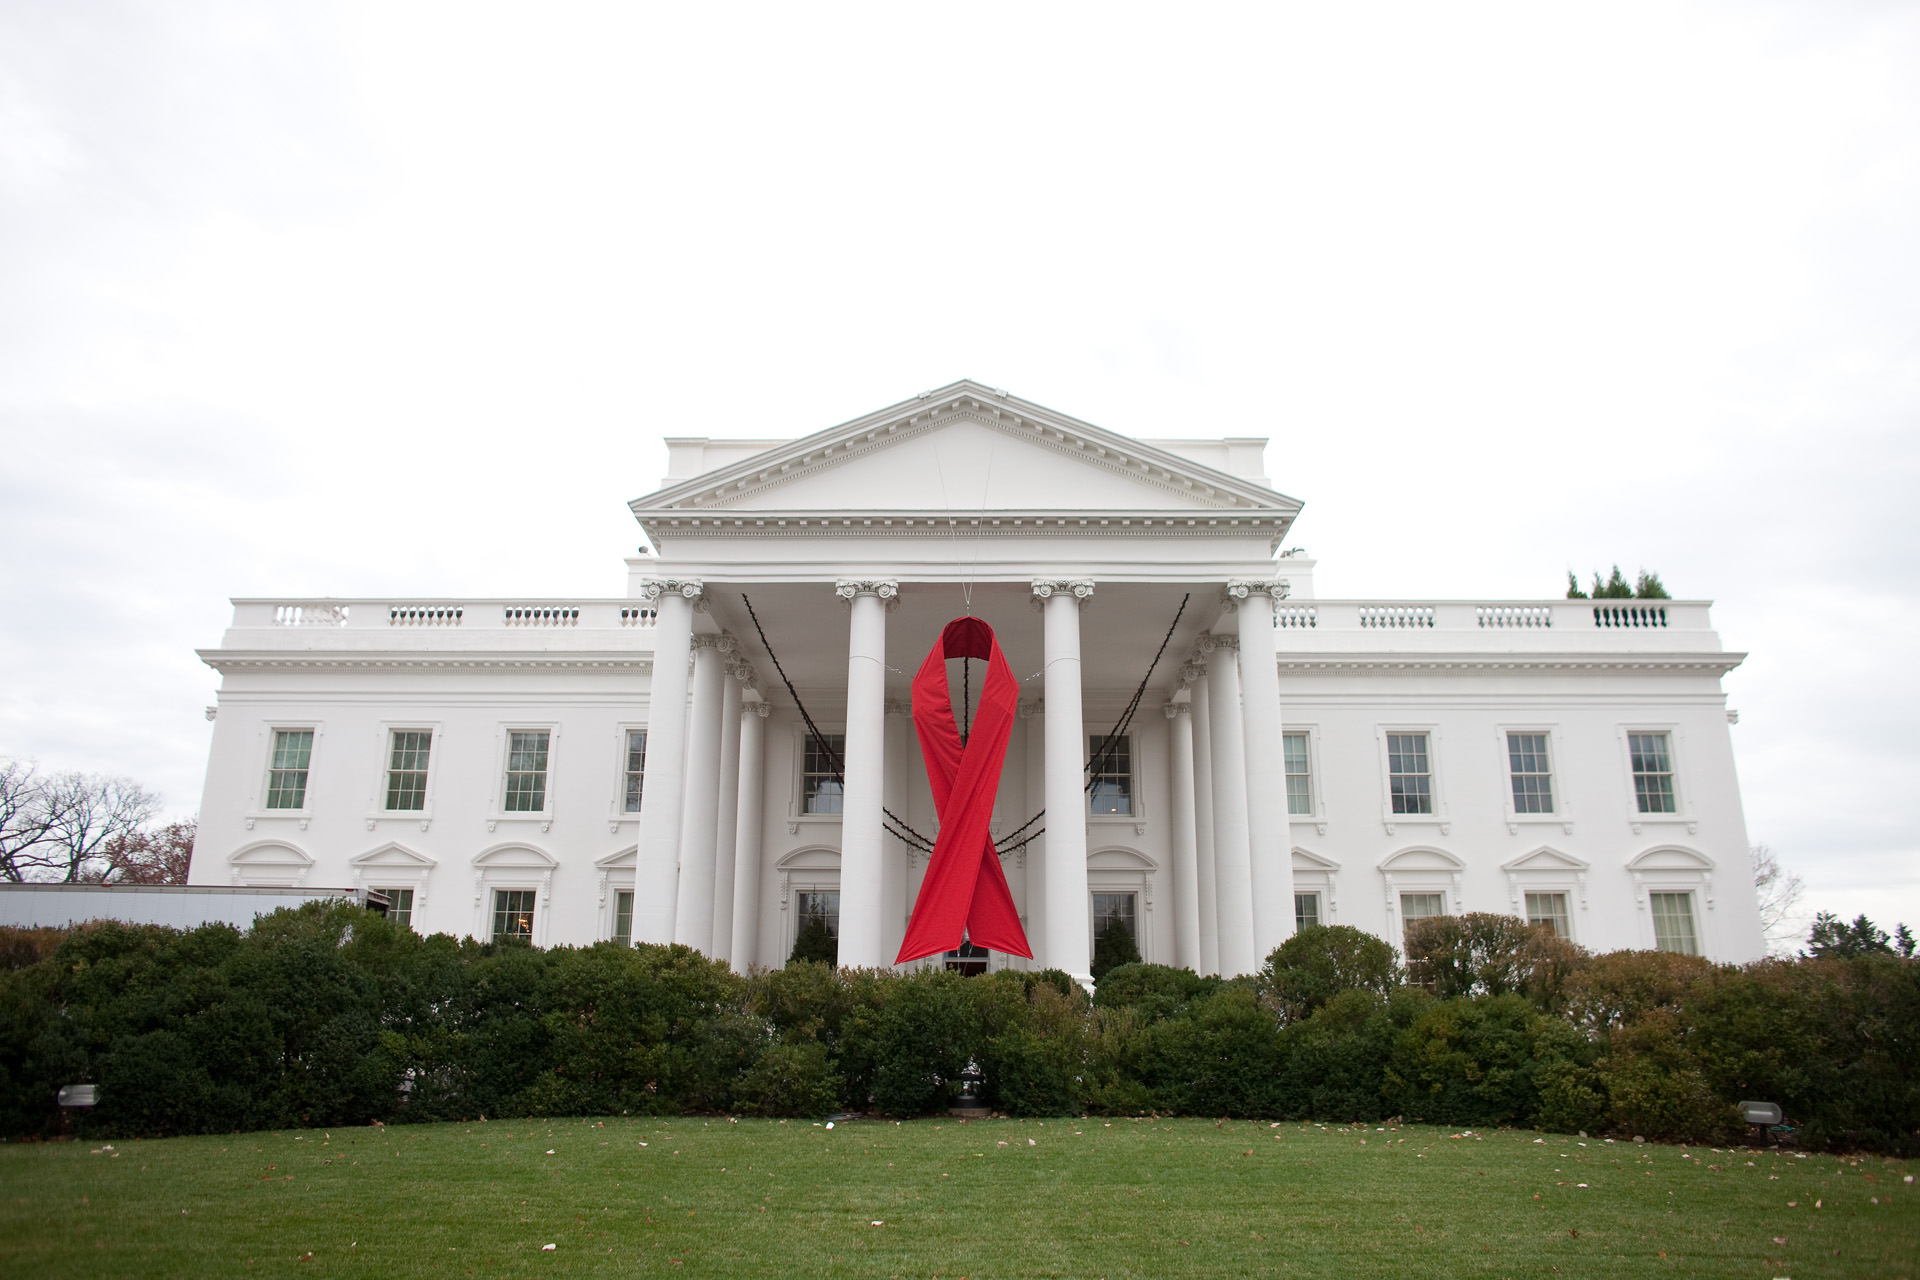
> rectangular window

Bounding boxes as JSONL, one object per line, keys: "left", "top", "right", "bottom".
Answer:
{"left": 1092, "top": 892, "right": 1137, "bottom": 946}
{"left": 1294, "top": 892, "right": 1321, "bottom": 931}
{"left": 623, "top": 731, "right": 647, "bottom": 813}
{"left": 613, "top": 890, "right": 634, "bottom": 946}
{"left": 265, "top": 729, "right": 314, "bottom": 809}
{"left": 795, "top": 889, "right": 840, "bottom": 938}
{"left": 1089, "top": 734, "right": 1133, "bottom": 816}
{"left": 384, "top": 730, "right": 432, "bottom": 811}
{"left": 1629, "top": 732, "right": 1677, "bottom": 813}
{"left": 378, "top": 887, "right": 414, "bottom": 930}
{"left": 492, "top": 889, "right": 536, "bottom": 942}
{"left": 802, "top": 734, "right": 845, "bottom": 815}
{"left": 1650, "top": 891, "right": 1698, "bottom": 955}
{"left": 1400, "top": 892, "right": 1445, "bottom": 925}
{"left": 1386, "top": 733, "right": 1432, "bottom": 815}
{"left": 1507, "top": 732, "right": 1554, "bottom": 814}
{"left": 1284, "top": 731, "right": 1312, "bottom": 816}
{"left": 1524, "top": 891, "right": 1570, "bottom": 939}
{"left": 503, "top": 731, "right": 550, "bottom": 812}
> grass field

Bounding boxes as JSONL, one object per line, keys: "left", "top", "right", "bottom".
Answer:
{"left": 1, "top": 1116, "right": 1913, "bottom": 1279}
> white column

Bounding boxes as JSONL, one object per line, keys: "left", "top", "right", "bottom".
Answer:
{"left": 1231, "top": 581, "right": 1293, "bottom": 961}
{"left": 673, "top": 634, "right": 727, "bottom": 953}
{"left": 835, "top": 579, "right": 897, "bottom": 970}
{"left": 728, "top": 701, "right": 769, "bottom": 970}
{"left": 1188, "top": 663, "right": 1221, "bottom": 975}
{"left": 709, "top": 667, "right": 743, "bottom": 963}
{"left": 632, "top": 579, "right": 701, "bottom": 945}
{"left": 1164, "top": 700, "right": 1202, "bottom": 972}
{"left": 1205, "top": 633, "right": 1258, "bottom": 976}
{"left": 1036, "top": 579, "right": 1095, "bottom": 985}
{"left": 881, "top": 702, "right": 912, "bottom": 965}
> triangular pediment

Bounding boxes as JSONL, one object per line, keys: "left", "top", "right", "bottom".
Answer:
{"left": 630, "top": 381, "right": 1303, "bottom": 530}
{"left": 1502, "top": 846, "right": 1588, "bottom": 874}
{"left": 351, "top": 841, "right": 436, "bottom": 869}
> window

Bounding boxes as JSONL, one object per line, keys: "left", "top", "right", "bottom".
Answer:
{"left": 1092, "top": 892, "right": 1137, "bottom": 945}
{"left": 612, "top": 890, "right": 634, "bottom": 946}
{"left": 1524, "top": 891, "right": 1570, "bottom": 939}
{"left": 265, "top": 729, "right": 314, "bottom": 809}
{"left": 377, "top": 887, "right": 414, "bottom": 930}
{"left": 795, "top": 890, "right": 839, "bottom": 938}
{"left": 385, "top": 730, "right": 431, "bottom": 811}
{"left": 1284, "top": 732, "right": 1312, "bottom": 815}
{"left": 1089, "top": 734, "right": 1133, "bottom": 815}
{"left": 1386, "top": 733, "right": 1432, "bottom": 814}
{"left": 492, "top": 889, "right": 536, "bottom": 942}
{"left": 1294, "top": 892, "right": 1321, "bottom": 930}
{"left": 1507, "top": 732, "right": 1554, "bottom": 814}
{"left": 1629, "top": 732, "right": 1677, "bottom": 813}
{"left": 622, "top": 731, "right": 647, "bottom": 813}
{"left": 802, "top": 734, "right": 845, "bottom": 815}
{"left": 1650, "top": 891, "right": 1698, "bottom": 954}
{"left": 504, "top": 731, "right": 550, "bottom": 812}
{"left": 1400, "top": 892, "right": 1445, "bottom": 930}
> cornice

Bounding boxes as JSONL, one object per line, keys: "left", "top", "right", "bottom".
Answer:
{"left": 1274, "top": 653, "right": 1747, "bottom": 674}
{"left": 198, "top": 650, "right": 655, "bottom": 673}
{"left": 631, "top": 381, "right": 1304, "bottom": 521}
{"left": 632, "top": 509, "right": 1297, "bottom": 541}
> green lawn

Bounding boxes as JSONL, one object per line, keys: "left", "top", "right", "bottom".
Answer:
{"left": 1, "top": 1116, "right": 1913, "bottom": 1279}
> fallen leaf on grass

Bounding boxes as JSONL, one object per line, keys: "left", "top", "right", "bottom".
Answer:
{"left": 1772, "top": 1237, "right": 1787, "bottom": 1245}
{"left": 542, "top": 1244, "right": 556, "bottom": 1252}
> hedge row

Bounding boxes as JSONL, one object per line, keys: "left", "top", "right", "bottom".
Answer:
{"left": 1, "top": 905, "right": 1915, "bottom": 1153}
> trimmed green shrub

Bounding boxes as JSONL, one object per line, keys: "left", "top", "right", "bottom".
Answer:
{"left": 1402, "top": 914, "right": 1586, "bottom": 1009}
{"left": 1261, "top": 925, "right": 1399, "bottom": 1023}
{"left": 1091, "top": 920, "right": 1141, "bottom": 981}
{"left": 1091, "top": 963, "right": 1217, "bottom": 1022}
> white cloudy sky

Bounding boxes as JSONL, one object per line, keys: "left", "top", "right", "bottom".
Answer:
{"left": 2, "top": 2, "right": 1915, "bottom": 935}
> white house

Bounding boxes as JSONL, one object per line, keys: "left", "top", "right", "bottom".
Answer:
{"left": 188, "top": 380, "right": 1766, "bottom": 978}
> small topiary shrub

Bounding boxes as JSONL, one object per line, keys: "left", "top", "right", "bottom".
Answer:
{"left": 1091, "top": 920, "right": 1141, "bottom": 981}
{"left": 1261, "top": 925, "right": 1400, "bottom": 1023}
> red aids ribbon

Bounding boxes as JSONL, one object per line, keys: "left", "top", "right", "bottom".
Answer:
{"left": 895, "top": 617, "right": 1033, "bottom": 964}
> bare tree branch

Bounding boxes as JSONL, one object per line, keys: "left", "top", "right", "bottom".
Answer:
{"left": 1751, "top": 842, "right": 1807, "bottom": 956}
{"left": 99, "top": 818, "right": 196, "bottom": 885}
{"left": 0, "top": 759, "right": 59, "bottom": 883}
{"left": 23, "top": 771, "right": 161, "bottom": 883}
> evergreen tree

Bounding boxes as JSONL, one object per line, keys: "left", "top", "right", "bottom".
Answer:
{"left": 1805, "top": 911, "right": 1902, "bottom": 959}
{"left": 1634, "top": 570, "right": 1670, "bottom": 599}
{"left": 1090, "top": 918, "right": 1141, "bottom": 981}
{"left": 1565, "top": 571, "right": 1587, "bottom": 599}
{"left": 1591, "top": 565, "right": 1634, "bottom": 598}
{"left": 788, "top": 905, "right": 838, "bottom": 967}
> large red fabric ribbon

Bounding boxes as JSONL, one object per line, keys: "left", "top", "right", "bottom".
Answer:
{"left": 895, "top": 617, "right": 1033, "bottom": 964}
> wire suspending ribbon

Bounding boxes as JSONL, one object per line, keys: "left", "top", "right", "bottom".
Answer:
{"left": 895, "top": 617, "right": 1032, "bottom": 963}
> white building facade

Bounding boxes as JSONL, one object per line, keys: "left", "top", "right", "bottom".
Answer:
{"left": 189, "top": 381, "right": 1766, "bottom": 977}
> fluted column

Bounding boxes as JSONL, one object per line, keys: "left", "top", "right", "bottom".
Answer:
{"left": 632, "top": 578, "right": 702, "bottom": 945}
{"left": 729, "top": 701, "right": 769, "bottom": 969}
{"left": 882, "top": 701, "right": 912, "bottom": 965}
{"left": 673, "top": 633, "right": 728, "bottom": 952}
{"left": 1021, "top": 698, "right": 1048, "bottom": 969}
{"left": 836, "top": 579, "right": 897, "bottom": 970}
{"left": 1164, "top": 701, "right": 1202, "bottom": 972}
{"left": 709, "top": 668, "right": 744, "bottom": 963}
{"left": 1230, "top": 580, "right": 1293, "bottom": 961}
{"left": 1035, "top": 578, "right": 1095, "bottom": 985}
{"left": 1205, "top": 633, "right": 1257, "bottom": 976}
{"left": 1187, "top": 663, "right": 1220, "bottom": 975}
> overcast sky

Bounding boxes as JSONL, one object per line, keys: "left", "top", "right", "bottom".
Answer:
{"left": 2, "top": 2, "right": 1914, "bottom": 936}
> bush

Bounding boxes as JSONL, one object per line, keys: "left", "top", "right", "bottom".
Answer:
{"left": 1402, "top": 914, "right": 1586, "bottom": 1009}
{"left": 1091, "top": 963, "right": 1217, "bottom": 1022}
{"left": 788, "top": 907, "right": 838, "bottom": 967}
{"left": 1261, "top": 926, "right": 1399, "bottom": 1022}
{"left": 1091, "top": 920, "right": 1141, "bottom": 981}
{"left": 1386, "top": 993, "right": 1596, "bottom": 1129}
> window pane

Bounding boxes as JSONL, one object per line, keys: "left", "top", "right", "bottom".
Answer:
{"left": 1399, "top": 892, "right": 1445, "bottom": 921}
{"left": 386, "top": 730, "right": 431, "bottom": 810}
{"left": 1294, "top": 892, "right": 1321, "bottom": 930}
{"left": 795, "top": 890, "right": 840, "bottom": 938}
{"left": 1284, "top": 732, "right": 1312, "bottom": 815}
{"left": 803, "top": 734, "right": 845, "bottom": 815}
{"left": 1092, "top": 893, "right": 1137, "bottom": 948}
{"left": 1089, "top": 735, "right": 1133, "bottom": 816}
{"left": 1507, "top": 732, "right": 1554, "bottom": 814}
{"left": 613, "top": 890, "right": 634, "bottom": 947}
{"left": 1524, "top": 891, "right": 1570, "bottom": 939}
{"left": 504, "top": 731, "right": 550, "bottom": 812}
{"left": 624, "top": 731, "right": 647, "bottom": 813}
{"left": 493, "top": 889, "right": 536, "bottom": 942}
{"left": 1650, "top": 891, "right": 1698, "bottom": 954}
{"left": 1630, "top": 732, "right": 1677, "bottom": 814}
{"left": 378, "top": 887, "right": 414, "bottom": 931}
{"left": 265, "top": 729, "right": 313, "bottom": 809}
{"left": 1387, "top": 733, "right": 1432, "bottom": 814}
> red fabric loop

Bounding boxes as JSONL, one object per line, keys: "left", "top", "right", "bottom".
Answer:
{"left": 894, "top": 617, "right": 1033, "bottom": 964}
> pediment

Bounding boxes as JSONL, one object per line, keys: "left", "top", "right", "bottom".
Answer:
{"left": 231, "top": 841, "right": 312, "bottom": 867}
{"left": 595, "top": 846, "right": 638, "bottom": 869}
{"left": 473, "top": 843, "right": 557, "bottom": 869}
{"left": 1502, "top": 846, "right": 1588, "bottom": 874}
{"left": 1291, "top": 847, "right": 1341, "bottom": 872}
{"left": 631, "top": 381, "right": 1302, "bottom": 529}
{"left": 1379, "top": 846, "right": 1464, "bottom": 873}
{"left": 351, "top": 841, "right": 436, "bottom": 869}
{"left": 775, "top": 846, "right": 841, "bottom": 872}
{"left": 1088, "top": 847, "right": 1156, "bottom": 871}
{"left": 1627, "top": 846, "right": 1714, "bottom": 871}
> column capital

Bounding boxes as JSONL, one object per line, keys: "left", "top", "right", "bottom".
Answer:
{"left": 1178, "top": 662, "right": 1208, "bottom": 688}
{"left": 1195, "top": 632, "right": 1240, "bottom": 655}
{"left": 835, "top": 579, "right": 901, "bottom": 610}
{"left": 691, "top": 632, "right": 736, "bottom": 653}
{"left": 884, "top": 697, "right": 913, "bottom": 717}
{"left": 744, "top": 700, "right": 771, "bottom": 719}
{"left": 1030, "top": 578, "right": 1095, "bottom": 610}
{"left": 1017, "top": 697, "right": 1045, "bottom": 718}
{"left": 1225, "top": 578, "right": 1291, "bottom": 601}
{"left": 639, "top": 577, "right": 707, "bottom": 606}
{"left": 1162, "top": 700, "right": 1192, "bottom": 719}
